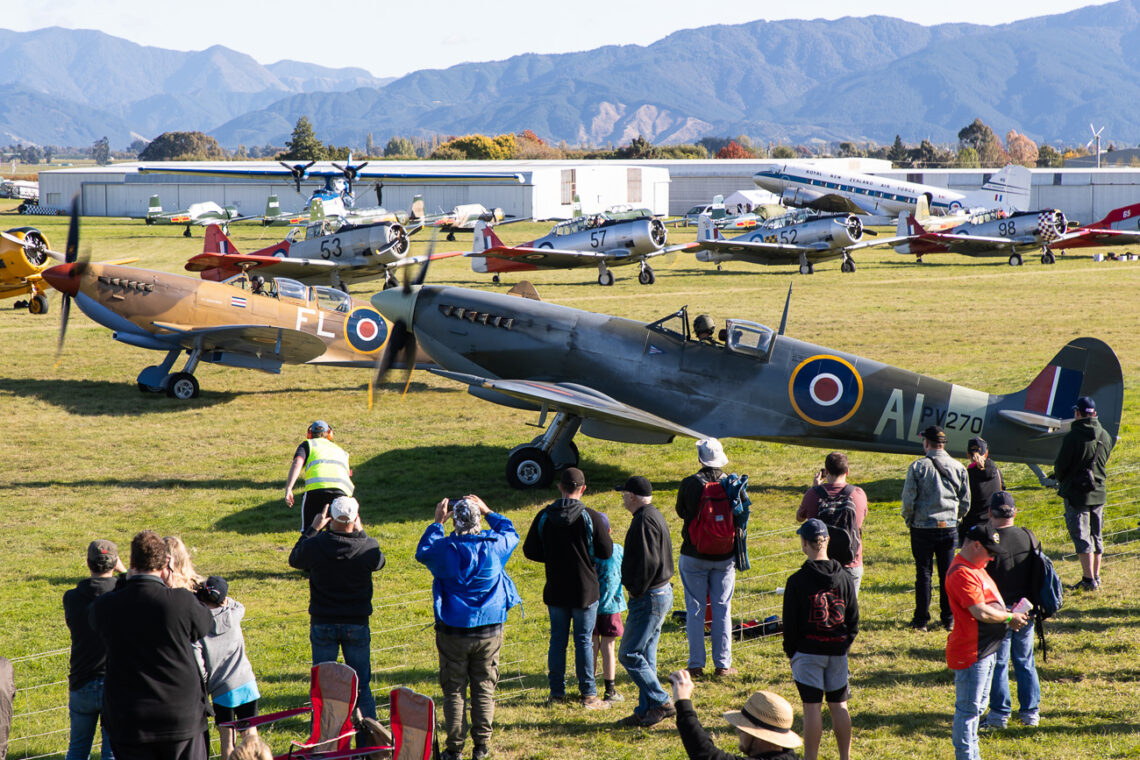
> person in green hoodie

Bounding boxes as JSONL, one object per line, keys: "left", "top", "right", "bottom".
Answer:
{"left": 1053, "top": 396, "right": 1114, "bottom": 591}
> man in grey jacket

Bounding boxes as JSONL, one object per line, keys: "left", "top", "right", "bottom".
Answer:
{"left": 901, "top": 425, "right": 969, "bottom": 632}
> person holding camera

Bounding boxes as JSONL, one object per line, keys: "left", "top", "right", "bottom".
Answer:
{"left": 797, "top": 452, "right": 868, "bottom": 596}
{"left": 1053, "top": 396, "right": 1114, "bottom": 591}
{"left": 416, "top": 496, "right": 521, "bottom": 760}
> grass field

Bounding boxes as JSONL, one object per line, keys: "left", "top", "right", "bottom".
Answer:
{"left": 2, "top": 203, "right": 1139, "bottom": 760}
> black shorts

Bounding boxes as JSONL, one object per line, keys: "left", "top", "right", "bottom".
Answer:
{"left": 794, "top": 681, "right": 849, "bottom": 704}
{"left": 213, "top": 699, "right": 258, "bottom": 726}
{"left": 300, "top": 489, "right": 345, "bottom": 531}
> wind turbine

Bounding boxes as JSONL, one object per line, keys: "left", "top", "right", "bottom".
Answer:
{"left": 1087, "top": 124, "right": 1105, "bottom": 168}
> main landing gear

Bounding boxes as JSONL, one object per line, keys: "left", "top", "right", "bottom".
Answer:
{"left": 136, "top": 347, "right": 203, "bottom": 399}
{"left": 840, "top": 254, "right": 856, "bottom": 273}
{"left": 798, "top": 252, "right": 815, "bottom": 275}
{"left": 1008, "top": 252, "right": 1023, "bottom": 266}
{"left": 505, "top": 412, "right": 581, "bottom": 489}
{"left": 637, "top": 260, "right": 656, "bottom": 285}
{"left": 1040, "top": 247, "right": 1056, "bottom": 265}
{"left": 597, "top": 262, "right": 615, "bottom": 287}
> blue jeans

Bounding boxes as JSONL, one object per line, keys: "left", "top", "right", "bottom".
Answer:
{"left": 678, "top": 554, "right": 735, "bottom": 669}
{"left": 66, "top": 678, "right": 114, "bottom": 760}
{"left": 952, "top": 654, "right": 996, "bottom": 760}
{"left": 619, "top": 585, "right": 673, "bottom": 716}
{"left": 547, "top": 602, "right": 598, "bottom": 698}
{"left": 310, "top": 622, "right": 376, "bottom": 719}
{"left": 989, "top": 622, "right": 1040, "bottom": 722}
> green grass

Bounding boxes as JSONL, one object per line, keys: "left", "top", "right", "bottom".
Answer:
{"left": 1, "top": 210, "right": 1139, "bottom": 759}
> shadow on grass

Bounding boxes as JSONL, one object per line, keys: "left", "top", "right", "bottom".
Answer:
{"left": 0, "top": 376, "right": 238, "bottom": 414}
{"left": 12, "top": 476, "right": 279, "bottom": 490}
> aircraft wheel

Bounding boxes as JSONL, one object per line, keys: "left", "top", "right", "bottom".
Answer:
{"left": 638, "top": 268, "right": 656, "bottom": 285}
{"left": 506, "top": 446, "right": 554, "bottom": 489}
{"left": 28, "top": 294, "right": 49, "bottom": 314}
{"left": 799, "top": 263, "right": 814, "bottom": 275}
{"left": 183, "top": 228, "right": 192, "bottom": 238}
{"left": 1008, "top": 253, "right": 1023, "bottom": 267}
{"left": 492, "top": 274, "right": 501, "bottom": 284}
{"left": 1041, "top": 251, "right": 1056, "bottom": 265}
{"left": 598, "top": 270, "right": 615, "bottom": 287}
{"left": 716, "top": 264, "right": 723, "bottom": 271}
{"left": 137, "top": 382, "right": 163, "bottom": 394}
{"left": 840, "top": 259, "right": 855, "bottom": 273}
{"left": 165, "top": 372, "right": 200, "bottom": 400}
{"left": 446, "top": 232, "right": 456, "bottom": 242}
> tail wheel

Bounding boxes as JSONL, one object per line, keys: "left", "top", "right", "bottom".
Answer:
{"left": 28, "top": 294, "right": 49, "bottom": 314}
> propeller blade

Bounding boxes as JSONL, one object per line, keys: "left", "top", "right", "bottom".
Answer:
{"left": 56, "top": 196, "right": 83, "bottom": 360}
{"left": 400, "top": 333, "right": 416, "bottom": 397}
{"left": 372, "top": 319, "right": 407, "bottom": 389}
{"left": 863, "top": 228, "right": 879, "bottom": 236}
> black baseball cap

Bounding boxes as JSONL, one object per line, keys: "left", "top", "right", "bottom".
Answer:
{"left": 922, "top": 425, "right": 947, "bottom": 443}
{"left": 560, "top": 467, "right": 586, "bottom": 490}
{"left": 964, "top": 523, "right": 1001, "bottom": 554}
{"left": 967, "top": 437, "right": 988, "bottom": 455}
{"left": 615, "top": 476, "right": 652, "bottom": 497}
{"left": 988, "top": 491, "right": 1016, "bottom": 518}
{"left": 1073, "top": 396, "right": 1096, "bottom": 414}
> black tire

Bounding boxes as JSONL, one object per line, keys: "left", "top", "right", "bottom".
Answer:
{"left": 446, "top": 232, "right": 456, "bottom": 242}
{"left": 1042, "top": 251, "right": 1056, "bottom": 265}
{"left": 505, "top": 446, "right": 554, "bottom": 489}
{"left": 841, "top": 259, "right": 855, "bottom": 273}
{"left": 598, "top": 270, "right": 615, "bottom": 286}
{"left": 1008, "top": 253, "right": 1023, "bottom": 267}
{"left": 799, "top": 263, "right": 814, "bottom": 275}
{"left": 638, "top": 268, "right": 656, "bottom": 285}
{"left": 492, "top": 274, "right": 501, "bottom": 284}
{"left": 28, "top": 294, "right": 48, "bottom": 314}
{"left": 165, "top": 372, "right": 199, "bottom": 400}
{"left": 183, "top": 227, "right": 193, "bottom": 238}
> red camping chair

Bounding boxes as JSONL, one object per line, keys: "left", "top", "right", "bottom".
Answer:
{"left": 284, "top": 687, "right": 436, "bottom": 760}
{"left": 220, "top": 661, "right": 360, "bottom": 758}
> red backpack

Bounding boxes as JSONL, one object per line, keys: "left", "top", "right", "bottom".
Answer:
{"left": 690, "top": 478, "right": 736, "bottom": 555}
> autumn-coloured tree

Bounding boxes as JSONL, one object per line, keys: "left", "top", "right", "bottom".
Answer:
{"left": 1005, "top": 130, "right": 1039, "bottom": 167}
{"left": 958, "top": 118, "right": 1009, "bottom": 166}
{"left": 715, "top": 140, "right": 756, "bottom": 159}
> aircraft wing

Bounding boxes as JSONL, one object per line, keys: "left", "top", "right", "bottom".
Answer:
{"left": 391, "top": 249, "right": 463, "bottom": 268}
{"left": 1064, "top": 228, "right": 1140, "bottom": 245}
{"left": 694, "top": 239, "right": 841, "bottom": 264}
{"left": 804, "top": 194, "right": 873, "bottom": 216}
{"left": 431, "top": 370, "right": 708, "bottom": 439}
{"left": 467, "top": 244, "right": 610, "bottom": 268}
{"left": 185, "top": 253, "right": 340, "bottom": 277}
{"left": 913, "top": 232, "right": 1037, "bottom": 254}
{"left": 151, "top": 323, "right": 327, "bottom": 364}
{"left": 139, "top": 165, "right": 525, "bottom": 185}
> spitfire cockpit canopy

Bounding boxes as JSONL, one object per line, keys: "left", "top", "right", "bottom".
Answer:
{"left": 723, "top": 319, "right": 775, "bottom": 358}
{"left": 313, "top": 285, "right": 350, "bottom": 313}
{"left": 647, "top": 306, "right": 690, "bottom": 342}
{"left": 275, "top": 277, "right": 310, "bottom": 301}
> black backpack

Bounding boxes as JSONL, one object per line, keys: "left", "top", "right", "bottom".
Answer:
{"left": 813, "top": 484, "right": 861, "bottom": 565}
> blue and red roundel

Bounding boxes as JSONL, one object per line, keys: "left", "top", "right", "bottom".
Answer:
{"left": 788, "top": 354, "right": 863, "bottom": 427}
{"left": 343, "top": 308, "right": 388, "bottom": 354}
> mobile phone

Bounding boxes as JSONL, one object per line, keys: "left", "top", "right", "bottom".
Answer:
{"left": 447, "top": 498, "right": 461, "bottom": 508}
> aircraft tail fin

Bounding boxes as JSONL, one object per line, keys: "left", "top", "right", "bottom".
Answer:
{"left": 203, "top": 224, "right": 241, "bottom": 256}
{"left": 696, "top": 213, "right": 720, "bottom": 243}
{"left": 965, "top": 164, "right": 1031, "bottom": 212}
{"left": 1093, "top": 202, "right": 1140, "bottom": 228}
{"left": 915, "top": 193, "right": 932, "bottom": 222}
{"left": 146, "top": 195, "right": 162, "bottom": 220}
{"left": 265, "top": 194, "right": 281, "bottom": 218}
{"left": 507, "top": 280, "right": 541, "bottom": 301}
{"left": 473, "top": 221, "right": 505, "bottom": 254}
{"left": 310, "top": 197, "right": 325, "bottom": 221}
{"left": 409, "top": 194, "right": 424, "bottom": 222}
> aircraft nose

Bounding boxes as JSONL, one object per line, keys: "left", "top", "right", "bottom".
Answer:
{"left": 42, "top": 263, "right": 80, "bottom": 296}
{"left": 370, "top": 285, "right": 420, "bottom": 328}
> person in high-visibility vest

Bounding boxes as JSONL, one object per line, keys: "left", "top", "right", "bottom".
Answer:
{"left": 285, "top": 420, "right": 354, "bottom": 531}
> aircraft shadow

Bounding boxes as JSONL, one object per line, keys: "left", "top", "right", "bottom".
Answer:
{"left": 0, "top": 377, "right": 237, "bottom": 414}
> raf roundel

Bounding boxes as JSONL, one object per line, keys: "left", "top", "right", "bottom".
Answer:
{"left": 344, "top": 308, "right": 388, "bottom": 354}
{"left": 788, "top": 354, "right": 863, "bottom": 427}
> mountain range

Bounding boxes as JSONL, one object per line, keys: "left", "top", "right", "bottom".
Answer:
{"left": 3, "top": 2, "right": 1140, "bottom": 150}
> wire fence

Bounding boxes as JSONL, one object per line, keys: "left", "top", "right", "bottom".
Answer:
{"left": 9, "top": 467, "right": 1140, "bottom": 759}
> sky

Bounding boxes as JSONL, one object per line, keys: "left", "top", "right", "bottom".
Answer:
{"left": 3, "top": 0, "right": 1116, "bottom": 78}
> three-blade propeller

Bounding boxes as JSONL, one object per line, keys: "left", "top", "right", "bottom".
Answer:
{"left": 278, "top": 160, "right": 317, "bottom": 192}
{"left": 370, "top": 233, "right": 434, "bottom": 405}
{"left": 56, "top": 196, "right": 86, "bottom": 360}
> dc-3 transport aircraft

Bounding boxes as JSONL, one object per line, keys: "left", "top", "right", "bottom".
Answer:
{"left": 371, "top": 279, "right": 1121, "bottom": 489}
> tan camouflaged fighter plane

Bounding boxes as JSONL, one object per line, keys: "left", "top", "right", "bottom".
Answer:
{"left": 41, "top": 206, "right": 404, "bottom": 399}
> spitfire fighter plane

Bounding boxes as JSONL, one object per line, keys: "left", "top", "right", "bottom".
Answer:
{"left": 467, "top": 213, "right": 694, "bottom": 286}
{"left": 370, "top": 280, "right": 1121, "bottom": 489}
{"left": 693, "top": 210, "right": 908, "bottom": 274}
{"left": 0, "top": 226, "right": 59, "bottom": 313}
{"left": 894, "top": 207, "right": 1074, "bottom": 265}
{"left": 145, "top": 195, "right": 256, "bottom": 237}
{"left": 42, "top": 203, "right": 404, "bottom": 399}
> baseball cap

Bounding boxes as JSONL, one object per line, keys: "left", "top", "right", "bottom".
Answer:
{"left": 988, "top": 490, "right": 1016, "bottom": 518}
{"left": 967, "top": 437, "right": 988, "bottom": 455}
{"left": 964, "top": 523, "right": 1001, "bottom": 554}
{"left": 329, "top": 496, "right": 359, "bottom": 522}
{"left": 615, "top": 475, "right": 653, "bottom": 497}
{"left": 697, "top": 438, "right": 729, "bottom": 468}
{"left": 87, "top": 539, "right": 119, "bottom": 573}
{"left": 196, "top": 575, "right": 228, "bottom": 605}
{"left": 921, "top": 425, "right": 947, "bottom": 444}
{"left": 796, "top": 518, "right": 828, "bottom": 541}
{"left": 1073, "top": 396, "right": 1096, "bottom": 414}
{"left": 308, "top": 420, "right": 330, "bottom": 436}
{"left": 560, "top": 467, "right": 586, "bottom": 490}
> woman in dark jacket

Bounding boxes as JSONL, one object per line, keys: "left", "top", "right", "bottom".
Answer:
{"left": 670, "top": 670, "right": 802, "bottom": 760}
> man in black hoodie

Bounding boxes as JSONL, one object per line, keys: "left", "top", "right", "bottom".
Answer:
{"left": 63, "top": 540, "right": 125, "bottom": 760}
{"left": 288, "top": 496, "right": 386, "bottom": 722}
{"left": 1054, "top": 395, "right": 1114, "bottom": 591}
{"left": 783, "top": 519, "right": 857, "bottom": 760}
{"left": 523, "top": 467, "right": 613, "bottom": 708}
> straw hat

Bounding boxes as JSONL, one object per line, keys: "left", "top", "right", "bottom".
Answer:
{"left": 723, "top": 690, "right": 803, "bottom": 749}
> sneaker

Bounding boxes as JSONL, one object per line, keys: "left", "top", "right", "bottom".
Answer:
{"left": 978, "top": 713, "right": 1007, "bottom": 731}
{"left": 713, "top": 667, "right": 738, "bottom": 677}
{"left": 687, "top": 667, "right": 704, "bottom": 678}
{"left": 582, "top": 695, "right": 611, "bottom": 710}
{"left": 909, "top": 620, "right": 928, "bottom": 632}
{"left": 638, "top": 701, "right": 677, "bottom": 727}
{"left": 603, "top": 691, "right": 625, "bottom": 703}
{"left": 1072, "top": 578, "right": 1098, "bottom": 592}
{"left": 1019, "top": 712, "right": 1039, "bottom": 727}
{"left": 472, "top": 745, "right": 490, "bottom": 760}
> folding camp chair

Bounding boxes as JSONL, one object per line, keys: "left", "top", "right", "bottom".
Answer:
{"left": 219, "top": 661, "right": 360, "bottom": 759}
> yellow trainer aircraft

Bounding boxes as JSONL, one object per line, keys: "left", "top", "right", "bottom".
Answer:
{"left": 42, "top": 203, "right": 411, "bottom": 399}
{"left": 0, "top": 226, "right": 61, "bottom": 314}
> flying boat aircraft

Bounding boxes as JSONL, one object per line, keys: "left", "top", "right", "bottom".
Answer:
{"left": 41, "top": 201, "right": 409, "bottom": 399}
{"left": 370, "top": 279, "right": 1121, "bottom": 489}
{"left": 753, "top": 162, "right": 1031, "bottom": 222}
{"left": 467, "top": 213, "right": 694, "bottom": 286}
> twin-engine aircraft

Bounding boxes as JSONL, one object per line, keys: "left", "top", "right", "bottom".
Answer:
{"left": 0, "top": 226, "right": 58, "bottom": 314}
{"left": 753, "top": 162, "right": 1031, "bottom": 222}
{"left": 144, "top": 195, "right": 256, "bottom": 237}
{"left": 370, "top": 280, "right": 1121, "bottom": 489}
{"left": 467, "top": 213, "right": 694, "bottom": 286}
{"left": 41, "top": 204, "right": 403, "bottom": 399}
{"left": 693, "top": 210, "right": 908, "bottom": 274}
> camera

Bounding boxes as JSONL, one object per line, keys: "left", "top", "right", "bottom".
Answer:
{"left": 447, "top": 498, "right": 462, "bottom": 508}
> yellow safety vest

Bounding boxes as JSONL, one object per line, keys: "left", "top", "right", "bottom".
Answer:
{"left": 303, "top": 438, "right": 354, "bottom": 495}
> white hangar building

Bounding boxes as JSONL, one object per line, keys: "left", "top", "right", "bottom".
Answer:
{"left": 37, "top": 161, "right": 672, "bottom": 221}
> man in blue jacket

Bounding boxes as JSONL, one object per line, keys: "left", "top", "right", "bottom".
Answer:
{"left": 416, "top": 495, "right": 521, "bottom": 760}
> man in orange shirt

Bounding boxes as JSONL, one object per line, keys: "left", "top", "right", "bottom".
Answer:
{"left": 945, "top": 524, "right": 1030, "bottom": 760}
